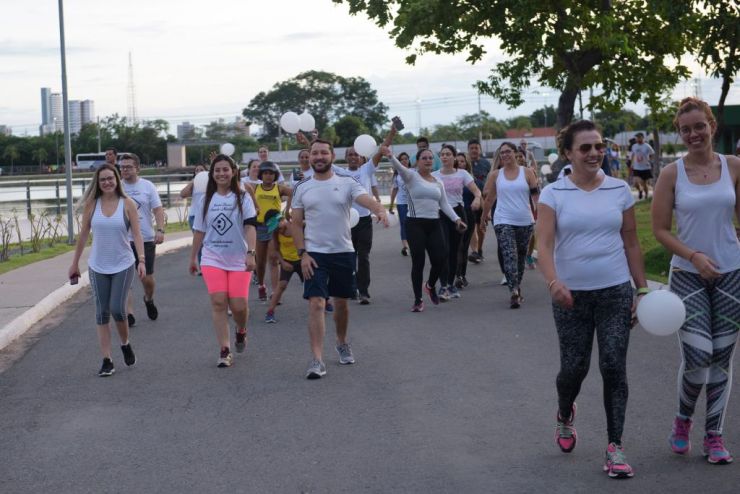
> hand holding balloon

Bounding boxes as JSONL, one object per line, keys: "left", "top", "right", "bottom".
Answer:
{"left": 636, "top": 290, "right": 686, "bottom": 336}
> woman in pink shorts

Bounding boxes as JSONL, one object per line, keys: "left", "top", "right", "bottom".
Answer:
{"left": 189, "top": 154, "right": 258, "bottom": 368}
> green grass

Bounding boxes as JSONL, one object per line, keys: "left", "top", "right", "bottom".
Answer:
{"left": 633, "top": 199, "right": 671, "bottom": 284}
{"left": 0, "top": 221, "right": 191, "bottom": 275}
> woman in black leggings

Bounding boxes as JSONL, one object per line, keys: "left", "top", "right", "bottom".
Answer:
{"left": 381, "top": 145, "right": 465, "bottom": 312}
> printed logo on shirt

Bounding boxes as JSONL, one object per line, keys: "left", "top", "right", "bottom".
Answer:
{"left": 212, "top": 213, "right": 233, "bottom": 236}
{"left": 131, "top": 197, "right": 143, "bottom": 210}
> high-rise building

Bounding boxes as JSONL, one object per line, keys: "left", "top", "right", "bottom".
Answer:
{"left": 81, "top": 100, "right": 95, "bottom": 126}
{"left": 50, "top": 93, "right": 63, "bottom": 132}
{"left": 40, "top": 88, "right": 52, "bottom": 126}
{"left": 0, "top": 125, "right": 12, "bottom": 136}
{"left": 69, "top": 100, "right": 82, "bottom": 134}
{"left": 177, "top": 121, "right": 197, "bottom": 140}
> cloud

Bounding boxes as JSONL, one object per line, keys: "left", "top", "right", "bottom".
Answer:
{"left": 0, "top": 40, "right": 93, "bottom": 57}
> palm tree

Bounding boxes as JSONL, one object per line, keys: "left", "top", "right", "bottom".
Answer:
{"left": 32, "top": 148, "right": 48, "bottom": 172}
{"left": 3, "top": 145, "right": 20, "bottom": 175}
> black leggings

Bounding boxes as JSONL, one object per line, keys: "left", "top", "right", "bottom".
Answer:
{"left": 456, "top": 206, "right": 474, "bottom": 278}
{"left": 552, "top": 282, "right": 633, "bottom": 444}
{"left": 439, "top": 205, "right": 465, "bottom": 286}
{"left": 406, "top": 217, "right": 446, "bottom": 303}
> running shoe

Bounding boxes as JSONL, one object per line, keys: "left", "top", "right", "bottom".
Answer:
{"left": 235, "top": 329, "right": 247, "bottom": 352}
{"left": 454, "top": 276, "right": 464, "bottom": 289}
{"left": 98, "top": 358, "right": 115, "bottom": 377}
{"left": 144, "top": 296, "right": 158, "bottom": 320}
{"left": 461, "top": 276, "right": 469, "bottom": 288}
{"left": 526, "top": 256, "right": 536, "bottom": 269}
{"left": 468, "top": 252, "right": 481, "bottom": 264}
{"left": 306, "top": 358, "right": 326, "bottom": 379}
{"left": 448, "top": 286, "right": 461, "bottom": 299}
{"left": 336, "top": 343, "right": 355, "bottom": 365}
{"left": 555, "top": 403, "right": 577, "bottom": 453}
{"left": 500, "top": 276, "right": 507, "bottom": 286}
{"left": 401, "top": 247, "right": 408, "bottom": 257}
{"left": 438, "top": 286, "right": 450, "bottom": 302}
{"left": 703, "top": 432, "right": 733, "bottom": 464}
{"left": 127, "top": 313, "right": 136, "bottom": 328}
{"left": 217, "top": 348, "right": 233, "bottom": 368}
{"left": 424, "top": 283, "right": 440, "bottom": 305}
{"left": 264, "top": 311, "right": 276, "bottom": 324}
{"left": 638, "top": 190, "right": 643, "bottom": 200}
{"left": 411, "top": 300, "right": 424, "bottom": 312}
{"left": 359, "top": 294, "right": 370, "bottom": 305}
{"left": 510, "top": 292, "right": 521, "bottom": 309}
{"left": 325, "top": 300, "right": 334, "bottom": 313}
{"left": 669, "top": 416, "right": 692, "bottom": 454}
{"left": 258, "top": 285, "right": 268, "bottom": 302}
{"left": 120, "top": 343, "right": 136, "bottom": 366}
{"left": 603, "top": 443, "right": 634, "bottom": 478}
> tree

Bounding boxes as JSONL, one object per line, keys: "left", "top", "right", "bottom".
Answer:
{"left": 593, "top": 109, "right": 645, "bottom": 138}
{"left": 455, "top": 111, "right": 507, "bottom": 139}
{"left": 692, "top": 0, "right": 739, "bottom": 148}
{"left": 429, "top": 123, "right": 464, "bottom": 142}
{"left": 507, "top": 116, "right": 532, "bottom": 132}
{"left": 530, "top": 105, "right": 557, "bottom": 128}
{"left": 243, "top": 71, "right": 389, "bottom": 140}
{"left": 32, "top": 148, "right": 48, "bottom": 171}
{"left": 3, "top": 145, "right": 19, "bottom": 175}
{"left": 333, "top": 115, "right": 371, "bottom": 147}
{"left": 334, "top": 0, "right": 693, "bottom": 128}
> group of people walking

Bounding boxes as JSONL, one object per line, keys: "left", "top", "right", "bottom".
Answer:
{"left": 69, "top": 97, "right": 739, "bottom": 479}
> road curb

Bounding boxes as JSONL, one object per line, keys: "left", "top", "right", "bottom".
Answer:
{"left": 0, "top": 236, "right": 192, "bottom": 352}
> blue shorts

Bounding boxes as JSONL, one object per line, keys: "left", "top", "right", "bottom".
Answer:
{"left": 303, "top": 252, "right": 357, "bottom": 300}
{"left": 256, "top": 224, "right": 272, "bottom": 242}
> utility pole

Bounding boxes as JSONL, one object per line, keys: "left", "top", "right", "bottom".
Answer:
{"left": 97, "top": 116, "right": 101, "bottom": 152}
{"left": 477, "top": 91, "right": 483, "bottom": 143}
{"left": 416, "top": 98, "right": 422, "bottom": 136}
{"left": 57, "top": 0, "right": 75, "bottom": 244}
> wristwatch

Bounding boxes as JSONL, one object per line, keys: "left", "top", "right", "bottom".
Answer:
{"left": 247, "top": 250, "right": 256, "bottom": 256}
{"left": 297, "top": 248, "right": 306, "bottom": 257}
{"left": 156, "top": 228, "right": 165, "bottom": 233}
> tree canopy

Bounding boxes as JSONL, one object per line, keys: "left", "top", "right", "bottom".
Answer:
{"left": 334, "top": 0, "right": 693, "bottom": 128}
{"left": 242, "top": 70, "right": 388, "bottom": 140}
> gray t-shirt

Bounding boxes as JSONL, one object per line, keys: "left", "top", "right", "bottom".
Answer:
{"left": 471, "top": 157, "right": 491, "bottom": 190}
{"left": 630, "top": 142, "right": 654, "bottom": 171}
{"left": 292, "top": 173, "right": 367, "bottom": 254}
{"left": 123, "top": 178, "right": 161, "bottom": 242}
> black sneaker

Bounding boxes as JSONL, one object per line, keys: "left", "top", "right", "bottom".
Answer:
{"left": 359, "top": 294, "right": 370, "bottom": 305}
{"left": 98, "top": 358, "right": 115, "bottom": 377}
{"left": 121, "top": 343, "right": 136, "bottom": 366}
{"left": 127, "top": 313, "right": 136, "bottom": 327}
{"left": 235, "top": 330, "right": 247, "bottom": 353}
{"left": 424, "top": 283, "right": 440, "bottom": 305}
{"left": 144, "top": 297, "right": 158, "bottom": 320}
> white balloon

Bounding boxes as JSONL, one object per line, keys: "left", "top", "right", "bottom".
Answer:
{"left": 193, "top": 171, "right": 209, "bottom": 194}
{"left": 220, "top": 143, "right": 235, "bottom": 156}
{"left": 354, "top": 134, "right": 377, "bottom": 158}
{"left": 637, "top": 290, "right": 686, "bottom": 336}
{"left": 280, "top": 111, "right": 301, "bottom": 133}
{"left": 349, "top": 208, "right": 360, "bottom": 228}
{"left": 548, "top": 153, "right": 559, "bottom": 165}
{"left": 540, "top": 164, "right": 552, "bottom": 175}
{"left": 299, "top": 112, "right": 315, "bottom": 132}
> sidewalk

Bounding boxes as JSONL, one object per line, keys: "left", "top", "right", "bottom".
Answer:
{"left": 0, "top": 230, "right": 193, "bottom": 350}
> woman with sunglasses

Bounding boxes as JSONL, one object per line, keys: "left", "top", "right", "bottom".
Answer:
{"left": 652, "top": 97, "right": 740, "bottom": 465}
{"left": 68, "top": 165, "right": 147, "bottom": 377}
{"left": 536, "top": 120, "right": 648, "bottom": 479}
{"left": 389, "top": 152, "right": 411, "bottom": 256}
{"left": 482, "top": 142, "right": 539, "bottom": 308}
{"left": 380, "top": 145, "right": 465, "bottom": 312}
{"left": 433, "top": 144, "right": 481, "bottom": 300}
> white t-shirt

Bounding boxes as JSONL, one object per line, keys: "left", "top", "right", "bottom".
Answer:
{"left": 341, "top": 160, "right": 376, "bottom": 217}
{"left": 630, "top": 142, "right": 654, "bottom": 171}
{"left": 432, "top": 169, "right": 474, "bottom": 207}
{"left": 539, "top": 175, "right": 635, "bottom": 290}
{"left": 122, "top": 178, "right": 161, "bottom": 242}
{"left": 291, "top": 174, "right": 367, "bottom": 254}
{"left": 192, "top": 191, "right": 257, "bottom": 271}
{"left": 393, "top": 174, "right": 408, "bottom": 205}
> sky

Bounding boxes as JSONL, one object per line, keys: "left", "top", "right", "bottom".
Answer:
{"left": 1, "top": 0, "right": 738, "bottom": 137}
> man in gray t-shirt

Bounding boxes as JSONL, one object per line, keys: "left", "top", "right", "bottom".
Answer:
{"left": 291, "top": 139, "right": 388, "bottom": 379}
{"left": 629, "top": 132, "right": 654, "bottom": 200}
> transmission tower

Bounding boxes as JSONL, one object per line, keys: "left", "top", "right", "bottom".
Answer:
{"left": 127, "top": 51, "right": 138, "bottom": 124}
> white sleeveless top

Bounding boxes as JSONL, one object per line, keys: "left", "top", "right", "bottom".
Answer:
{"left": 88, "top": 198, "right": 135, "bottom": 274}
{"left": 493, "top": 166, "right": 533, "bottom": 226}
{"left": 671, "top": 154, "right": 740, "bottom": 274}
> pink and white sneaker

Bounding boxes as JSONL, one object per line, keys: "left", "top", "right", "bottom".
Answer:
{"left": 669, "top": 416, "right": 692, "bottom": 454}
{"left": 603, "top": 442, "right": 634, "bottom": 478}
{"left": 703, "top": 432, "right": 733, "bottom": 464}
{"left": 555, "top": 403, "right": 577, "bottom": 453}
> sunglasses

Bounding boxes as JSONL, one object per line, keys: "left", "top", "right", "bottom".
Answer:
{"left": 576, "top": 142, "right": 607, "bottom": 153}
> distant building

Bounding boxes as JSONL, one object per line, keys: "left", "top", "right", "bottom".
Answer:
{"left": 39, "top": 87, "right": 94, "bottom": 135}
{"left": 505, "top": 127, "right": 557, "bottom": 139}
{"left": 50, "top": 93, "right": 63, "bottom": 132}
{"left": 0, "top": 125, "right": 12, "bottom": 136}
{"left": 177, "top": 121, "right": 197, "bottom": 140}
{"left": 40, "top": 88, "right": 52, "bottom": 127}
{"left": 69, "top": 100, "right": 82, "bottom": 134}
{"left": 81, "top": 100, "right": 95, "bottom": 126}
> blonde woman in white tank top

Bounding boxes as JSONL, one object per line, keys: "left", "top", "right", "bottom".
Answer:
{"left": 69, "top": 165, "right": 146, "bottom": 377}
{"left": 653, "top": 98, "right": 740, "bottom": 464}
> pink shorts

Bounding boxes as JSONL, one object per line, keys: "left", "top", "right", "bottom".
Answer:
{"left": 200, "top": 266, "right": 252, "bottom": 298}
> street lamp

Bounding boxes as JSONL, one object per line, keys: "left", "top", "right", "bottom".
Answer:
{"left": 54, "top": 117, "right": 59, "bottom": 169}
{"left": 57, "top": 0, "right": 75, "bottom": 244}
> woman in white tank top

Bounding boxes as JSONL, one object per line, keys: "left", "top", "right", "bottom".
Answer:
{"left": 652, "top": 97, "right": 740, "bottom": 464}
{"left": 481, "top": 142, "right": 540, "bottom": 308}
{"left": 69, "top": 164, "right": 146, "bottom": 377}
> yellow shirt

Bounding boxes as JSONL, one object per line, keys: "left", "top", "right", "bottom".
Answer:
{"left": 255, "top": 183, "right": 282, "bottom": 223}
{"left": 278, "top": 232, "right": 300, "bottom": 262}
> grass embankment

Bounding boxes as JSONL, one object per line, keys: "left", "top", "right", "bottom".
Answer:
{"left": 0, "top": 221, "right": 192, "bottom": 276}
{"left": 633, "top": 199, "right": 670, "bottom": 284}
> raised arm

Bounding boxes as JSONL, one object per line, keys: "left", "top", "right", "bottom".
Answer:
{"left": 381, "top": 146, "right": 415, "bottom": 183}
{"left": 371, "top": 125, "right": 398, "bottom": 166}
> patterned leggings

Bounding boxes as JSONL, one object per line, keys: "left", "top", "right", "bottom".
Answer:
{"left": 553, "top": 282, "right": 633, "bottom": 445}
{"left": 669, "top": 268, "right": 740, "bottom": 433}
{"left": 493, "top": 223, "right": 533, "bottom": 294}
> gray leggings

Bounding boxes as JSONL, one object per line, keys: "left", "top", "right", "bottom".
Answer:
{"left": 89, "top": 265, "right": 136, "bottom": 324}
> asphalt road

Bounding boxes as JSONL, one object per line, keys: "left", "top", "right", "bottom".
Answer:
{"left": 1, "top": 224, "right": 738, "bottom": 493}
